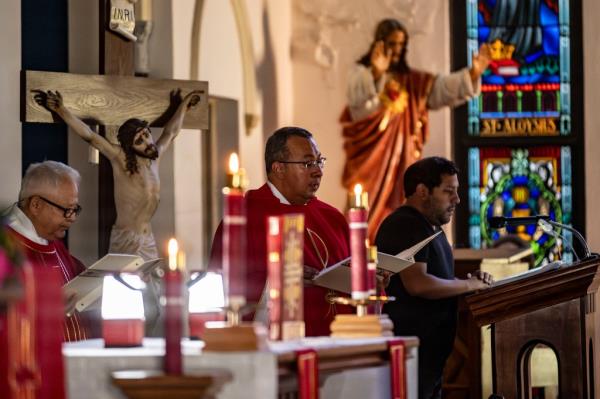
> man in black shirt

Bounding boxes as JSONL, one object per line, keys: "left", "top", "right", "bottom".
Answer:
{"left": 375, "top": 156, "right": 493, "bottom": 399}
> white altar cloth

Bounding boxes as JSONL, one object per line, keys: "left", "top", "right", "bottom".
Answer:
{"left": 63, "top": 337, "right": 417, "bottom": 399}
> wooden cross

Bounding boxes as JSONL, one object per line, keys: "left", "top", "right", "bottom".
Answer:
{"left": 21, "top": 0, "right": 208, "bottom": 256}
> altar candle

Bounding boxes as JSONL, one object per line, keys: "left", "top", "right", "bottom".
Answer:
{"left": 164, "top": 238, "right": 182, "bottom": 375}
{"left": 223, "top": 153, "right": 247, "bottom": 308}
{"left": 348, "top": 184, "right": 369, "bottom": 300}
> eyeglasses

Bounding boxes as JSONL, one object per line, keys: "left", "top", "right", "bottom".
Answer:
{"left": 277, "top": 157, "right": 326, "bottom": 169}
{"left": 37, "top": 196, "right": 82, "bottom": 218}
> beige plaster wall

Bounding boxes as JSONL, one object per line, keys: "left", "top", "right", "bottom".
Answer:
{"left": 170, "top": 0, "right": 293, "bottom": 268}
{"left": 291, "top": 1, "right": 452, "bottom": 212}
{"left": 0, "top": 2, "right": 21, "bottom": 206}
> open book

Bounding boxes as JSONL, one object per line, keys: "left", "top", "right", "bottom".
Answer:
{"left": 311, "top": 231, "right": 442, "bottom": 294}
{"left": 492, "top": 260, "right": 563, "bottom": 287}
{"left": 63, "top": 253, "right": 163, "bottom": 312}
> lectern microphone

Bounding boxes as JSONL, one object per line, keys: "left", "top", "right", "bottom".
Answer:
{"left": 488, "top": 215, "right": 550, "bottom": 229}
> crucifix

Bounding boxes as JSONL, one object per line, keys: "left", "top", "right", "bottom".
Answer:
{"left": 21, "top": 0, "right": 209, "bottom": 259}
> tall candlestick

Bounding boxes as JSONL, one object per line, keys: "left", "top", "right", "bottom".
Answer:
{"left": 348, "top": 184, "right": 369, "bottom": 300}
{"left": 164, "top": 238, "right": 182, "bottom": 375}
{"left": 223, "top": 153, "right": 247, "bottom": 311}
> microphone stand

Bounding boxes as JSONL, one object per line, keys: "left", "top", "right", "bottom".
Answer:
{"left": 537, "top": 220, "right": 579, "bottom": 262}
{"left": 538, "top": 219, "right": 592, "bottom": 260}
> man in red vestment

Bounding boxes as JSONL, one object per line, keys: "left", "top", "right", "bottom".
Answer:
{"left": 5, "top": 160, "right": 93, "bottom": 341}
{"left": 1, "top": 160, "right": 94, "bottom": 399}
{"left": 341, "top": 18, "right": 491, "bottom": 241}
{"left": 209, "top": 127, "right": 351, "bottom": 336}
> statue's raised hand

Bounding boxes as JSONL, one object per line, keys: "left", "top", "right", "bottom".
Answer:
{"left": 370, "top": 40, "right": 392, "bottom": 79}
{"left": 470, "top": 43, "right": 492, "bottom": 80}
{"left": 33, "top": 89, "right": 64, "bottom": 113}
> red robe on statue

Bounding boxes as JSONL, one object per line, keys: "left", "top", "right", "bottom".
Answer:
{"left": 341, "top": 70, "right": 435, "bottom": 242}
{"left": 209, "top": 183, "right": 352, "bottom": 337}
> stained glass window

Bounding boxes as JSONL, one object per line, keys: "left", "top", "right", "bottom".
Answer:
{"left": 466, "top": 0, "right": 571, "bottom": 137}
{"left": 467, "top": 146, "right": 573, "bottom": 264}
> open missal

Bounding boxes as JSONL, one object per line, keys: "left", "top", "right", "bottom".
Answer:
{"left": 63, "top": 253, "right": 163, "bottom": 312}
{"left": 491, "top": 260, "right": 563, "bottom": 287}
{"left": 311, "top": 231, "right": 442, "bottom": 294}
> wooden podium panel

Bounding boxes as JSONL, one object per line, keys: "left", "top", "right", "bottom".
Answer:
{"left": 465, "top": 255, "right": 600, "bottom": 398}
{"left": 444, "top": 248, "right": 534, "bottom": 399}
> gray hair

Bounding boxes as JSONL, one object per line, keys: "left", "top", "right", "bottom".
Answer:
{"left": 19, "top": 160, "right": 81, "bottom": 201}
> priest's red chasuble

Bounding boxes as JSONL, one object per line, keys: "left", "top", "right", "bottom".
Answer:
{"left": 7, "top": 228, "right": 91, "bottom": 341}
{"left": 210, "top": 183, "right": 352, "bottom": 337}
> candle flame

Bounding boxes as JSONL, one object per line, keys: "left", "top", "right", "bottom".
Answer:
{"left": 168, "top": 238, "right": 178, "bottom": 271}
{"left": 354, "top": 183, "right": 363, "bottom": 196}
{"left": 228, "top": 153, "right": 240, "bottom": 174}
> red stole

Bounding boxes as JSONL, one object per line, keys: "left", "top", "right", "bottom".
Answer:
{"left": 209, "top": 183, "right": 352, "bottom": 336}
{"left": 341, "top": 69, "right": 434, "bottom": 241}
{"left": 7, "top": 228, "right": 90, "bottom": 341}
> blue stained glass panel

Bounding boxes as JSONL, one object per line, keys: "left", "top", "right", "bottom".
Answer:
{"left": 468, "top": 0, "right": 571, "bottom": 136}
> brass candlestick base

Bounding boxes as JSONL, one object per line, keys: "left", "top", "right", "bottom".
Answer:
{"left": 222, "top": 301, "right": 253, "bottom": 326}
{"left": 111, "top": 369, "right": 232, "bottom": 399}
{"left": 201, "top": 302, "right": 267, "bottom": 351}
{"left": 330, "top": 295, "right": 395, "bottom": 338}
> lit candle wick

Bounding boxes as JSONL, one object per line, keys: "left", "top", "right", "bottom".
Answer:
{"left": 229, "top": 153, "right": 239, "bottom": 174}
{"left": 168, "top": 238, "right": 178, "bottom": 271}
{"left": 353, "top": 183, "right": 363, "bottom": 208}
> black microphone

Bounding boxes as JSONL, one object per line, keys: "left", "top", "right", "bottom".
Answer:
{"left": 488, "top": 215, "right": 550, "bottom": 229}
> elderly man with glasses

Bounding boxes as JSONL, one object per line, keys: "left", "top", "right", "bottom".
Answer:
{"left": 209, "top": 126, "right": 352, "bottom": 336}
{"left": 5, "top": 160, "right": 92, "bottom": 341}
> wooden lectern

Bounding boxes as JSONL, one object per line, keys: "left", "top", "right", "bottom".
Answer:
{"left": 444, "top": 247, "right": 533, "bottom": 398}
{"left": 465, "top": 255, "right": 600, "bottom": 398}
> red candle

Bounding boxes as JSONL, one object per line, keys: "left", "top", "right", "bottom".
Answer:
{"left": 348, "top": 184, "right": 369, "bottom": 300}
{"left": 222, "top": 153, "right": 247, "bottom": 308}
{"left": 164, "top": 239, "right": 182, "bottom": 375}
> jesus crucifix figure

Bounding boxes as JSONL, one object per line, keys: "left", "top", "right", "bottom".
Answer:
{"left": 35, "top": 89, "right": 202, "bottom": 260}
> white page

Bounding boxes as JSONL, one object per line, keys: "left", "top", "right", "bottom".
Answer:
{"left": 492, "top": 261, "right": 562, "bottom": 287}
{"left": 63, "top": 254, "right": 162, "bottom": 312}
{"left": 312, "top": 230, "right": 442, "bottom": 291}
